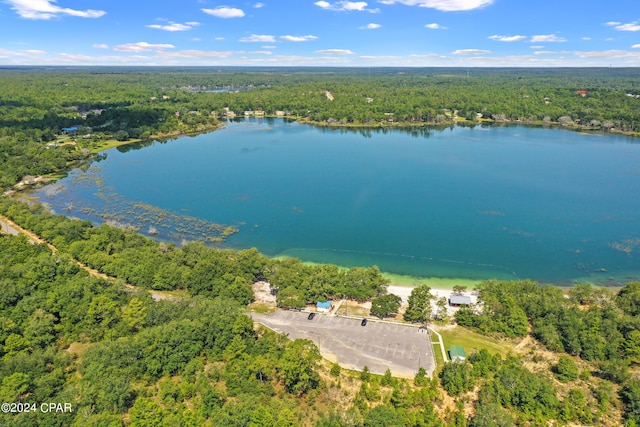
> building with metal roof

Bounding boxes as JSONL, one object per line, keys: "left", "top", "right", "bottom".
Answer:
{"left": 448, "top": 345, "right": 467, "bottom": 362}
{"left": 448, "top": 295, "right": 472, "bottom": 307}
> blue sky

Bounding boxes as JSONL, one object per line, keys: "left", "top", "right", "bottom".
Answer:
{"left": 1, "top": 0, "right": 640, "bottom": 66}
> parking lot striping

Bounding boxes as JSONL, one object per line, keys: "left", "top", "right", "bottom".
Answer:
{"left": 250, "top": 310, "right": 436, "bottom": 378}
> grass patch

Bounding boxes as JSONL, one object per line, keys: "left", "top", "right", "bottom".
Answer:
{"left": 436, "top": 325, "right": 515, "bottom": 358}
{"left": 335, "top": 300, "right": 369, "bottom": 317}
{"left": 248, "top": 303, "right": 278, "bottom": 314}
{"left": 44, "top": 172, "right": 68, "bottom": 181}
{"left": 430, "top": 331, "right": 445, "bottom": 367}
{"left": 89, "top": 138, "right": 142, "bottom": 153}
{"left": 148, "top": 289, "right": 188, "bottom": 301}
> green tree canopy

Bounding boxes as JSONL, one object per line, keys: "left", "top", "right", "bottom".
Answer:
{"left": 403, "top": 285, "right": 433, "bottom": 323}
{"left": 370, "top": 294, "right": 401, "bottom": 318}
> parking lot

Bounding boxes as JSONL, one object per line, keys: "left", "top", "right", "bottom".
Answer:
{"left": 250, "top": 311, "right": 436, "bottom": 378}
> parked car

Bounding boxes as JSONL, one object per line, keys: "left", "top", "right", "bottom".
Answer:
{"left": 361, "top": 318, "right": 367, "bottom": 326}
{"left": 307, "top": 312, "right": 315, "bottom": 320}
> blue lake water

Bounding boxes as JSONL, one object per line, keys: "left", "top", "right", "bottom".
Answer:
{"left": 34, "top": 119, "right": 640, "bottom": 285}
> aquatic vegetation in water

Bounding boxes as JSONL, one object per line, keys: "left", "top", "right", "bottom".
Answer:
{"left": 44, "top": 183, "right": 65, "bottom": 198}
{"left": 40, "top": 166, "right": 237, "bottom": 244}
{"left": 609, "top": 238, "right": 640, "bottom": 254}
{"left": 479, "top": 210, "right": 506, "bottom": 217}
{"left": 501, "top": 227, "right": 534, "bottom": 238}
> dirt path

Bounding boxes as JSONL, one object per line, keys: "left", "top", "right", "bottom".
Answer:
{"left": 0, "top": 217, "right": 21, "bottom": 236}
{"left": 0, "top": 213, "right": 170, "bottom": 300}
{"left": 0, "top": 214, "right": 54, "bottom": 249}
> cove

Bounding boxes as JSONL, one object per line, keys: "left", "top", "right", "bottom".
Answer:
{"left": 33, "top": 119, "right": 640, "bottom": 285}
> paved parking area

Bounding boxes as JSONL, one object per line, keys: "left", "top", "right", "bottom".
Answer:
{"left": 250, "top": 311, "right": 435, "bottom": 378}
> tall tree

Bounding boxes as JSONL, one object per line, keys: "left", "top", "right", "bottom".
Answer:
{"left": 280, "top": 339, "right": 321, "bottom": 395}
{"left": 404, "top": 285, "right": 434, "bottom": 323}
{"left": 371, "top": 294, "right": 401, "bottom": 319}
{"left": 616, "top": 282, "right": 640, "bottom": 316}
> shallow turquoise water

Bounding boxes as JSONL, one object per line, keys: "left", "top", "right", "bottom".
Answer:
{"left": 35, "top": 119, "right": 640, "bottom": 284}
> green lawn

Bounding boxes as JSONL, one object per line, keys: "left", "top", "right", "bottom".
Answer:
{"left": 435, "top": 325, "right": 515, "bottom": 360}
{"left": 89, "top": 138, "right": 142, "bottom": 153}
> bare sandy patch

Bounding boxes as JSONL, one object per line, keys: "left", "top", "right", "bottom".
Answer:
{"left": 251, "top": 281, "right": 277, "bottom": 307}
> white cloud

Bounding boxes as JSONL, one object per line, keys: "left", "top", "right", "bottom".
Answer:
{"left": 452, "top": 48, "right": 490, "bottom": 54}
{"left": 280, "top": 35, "right": 318, "bottom": 42}
{"left": 409, "top": 53, "right": 449, "bottom": 59}
{"left": 239, "top": 34, "right": 276, "bottom": 42}
{"left": 0, "top": 48, "right": 46, "bottom": 57}
{"left": 582, "top": 37, "right": 592, "bottom": 41}
{"left": 606, "top": 21, "right": 640, "bottom": 32}
{"left": 202, "top": 7, "right": 245, "bottom": 18}
{"left": 92, "top": 44, "right": 109, "bottom": 49}
{"left": 254, "top": 2, "right": 265, "bottom": 7}
{"left": 425, "top": 23, "right": 446, "bottom": 29}
{"left": 6, "top": 0, "right": 106, "bottom": 20}
{"left": 573, "top": 49, "right": 640, "bottom": 59}
{"left": 250, "top": 51, "right": 272, "bottom": 55}
{"left": 57, "top": 53, "right": 102, "bottom": 62}
{"left": 314, "top": 1, "right": 379, "bottom": 12}
{"left": 146, "top": 21, "right": 200, "bottom": 32}
{"left": 633, "top": 44, "right": 640, "bottom": 49}
{"left": 530, "top": 45, "right": 544, "bottom": 49}
{"left": 262, "top": 45, "right": 276, "bottom": 49}
{"left": 359, "top": 55, "right": 401, "bottom": 60}
{"left": 489, "top": 35, "right": 526, "bottom": 42}
{"left": 316, "top": 48, "right": 355, "bottom": 54}
{"left": 343, "top": 1, "right": 369, "bottom": 10}
{"left": 533, "top": 50, "right": 567, "bottom": 55}
{"left": 530, "top": 34, "right": 567, "bottom": 43}
{"left": 156, "top": 50, "right": 233, "bottom": 59}
{"left": 378, "top": 0, "right": 492, "bottom": 12}
{"left": 113, "top": 42, "right": 175, "bottom": 53}
{"left": 359, "top": 23, "right": 381, "bottom": 29}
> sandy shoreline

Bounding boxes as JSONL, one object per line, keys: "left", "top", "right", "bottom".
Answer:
{"left": 382, "top": 272, "right": 482, "bottom": 289}
{"left": 388, "top": 284, "right": 478, "bottom": 304}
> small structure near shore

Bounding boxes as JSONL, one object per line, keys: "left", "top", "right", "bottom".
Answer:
{"left": 448, "top": 295, "right": 472, "bottom": 307}
{"left": 316, "top": 301, "right": 332, "bottom": 313}
{"left": 448, "top": 345, "right": 467, "bottom": 362}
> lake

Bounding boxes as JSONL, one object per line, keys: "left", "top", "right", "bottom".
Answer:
{"left": 34, "top": 119, "right": 640, "bottom": 285}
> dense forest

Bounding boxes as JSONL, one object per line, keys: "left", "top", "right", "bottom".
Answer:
{"left": 1, "top": 67, "right": 640, "bottom": 425}
{"left": 1, "top": 196, "right": 640, "bottom": 426}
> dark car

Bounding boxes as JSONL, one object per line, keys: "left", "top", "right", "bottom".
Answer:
{"left": 307, "top": 312, "right": 315, "bottom": 320}
{"left": 361, "top": 318, "right": 367, "bottom": 326}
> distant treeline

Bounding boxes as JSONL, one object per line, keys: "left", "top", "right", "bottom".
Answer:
{"left": 1, "top": 68, "right": 640, "bottom": 189}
